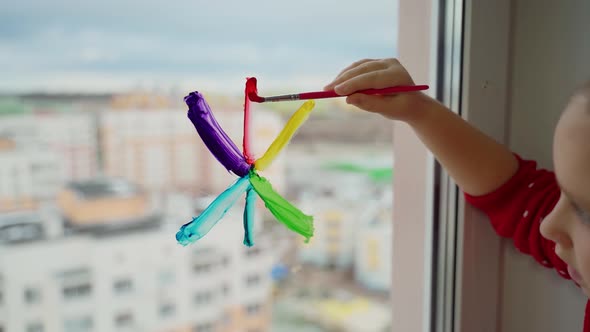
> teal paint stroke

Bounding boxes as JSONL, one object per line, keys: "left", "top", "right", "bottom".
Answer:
{"left": 176, "top": 176, "right": 250, "bottom": 246}
{"left": 243, "top": 186, "right": 257, "bottom": 247}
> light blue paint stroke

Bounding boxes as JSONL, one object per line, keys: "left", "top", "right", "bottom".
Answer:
{"left": 176, "top": 176, "right": 250, "bottom": 246}
{"left": 243, "top": 186, "right": 257, "bottom": 247}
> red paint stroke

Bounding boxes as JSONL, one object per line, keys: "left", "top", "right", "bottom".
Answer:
{"left": 243, "top": 77, "right": 258, "bottom": 164}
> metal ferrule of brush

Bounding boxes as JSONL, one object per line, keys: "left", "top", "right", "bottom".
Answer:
{"left": 264, "top": 94, "right": 301, "bottom": 102}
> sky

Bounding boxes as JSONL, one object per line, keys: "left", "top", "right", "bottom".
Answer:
{"left": 0, "top": 0, "right": 398, "bottom": 94}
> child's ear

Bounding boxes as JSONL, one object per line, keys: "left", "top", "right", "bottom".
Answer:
{"left": 569, "top": 79, "right": 590, "bottom": 115}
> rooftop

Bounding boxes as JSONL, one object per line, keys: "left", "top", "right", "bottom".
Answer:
{"left": 0, "top": 211, "right": 45, "bottom": 244}
{"left": 67, "top": 178, "right": 141, "bottom": 199}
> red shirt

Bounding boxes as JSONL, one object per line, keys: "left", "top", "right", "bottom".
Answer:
{"left": 464, "top": 155, "right": 590, "bottom": 331}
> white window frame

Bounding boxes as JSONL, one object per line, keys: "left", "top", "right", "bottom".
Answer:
{"left": 454, "top": 0, "right": 512, "bottom": 331}
{"left": 394, "top": 1, "right": 510, "bottom": 331}
{"left": 391, "top": 0, "right": 439, "bottom": 331}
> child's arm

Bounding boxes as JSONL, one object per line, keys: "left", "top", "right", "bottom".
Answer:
{"left": 327, "top": 58, "right": 572, "bottom": 279}
{"left": 325, "top": 58, "right": 518, "bottom": 196}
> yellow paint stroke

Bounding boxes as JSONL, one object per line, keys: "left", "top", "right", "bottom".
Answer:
{"left": 254, "top": 100, "right": 315, "bottom": 171}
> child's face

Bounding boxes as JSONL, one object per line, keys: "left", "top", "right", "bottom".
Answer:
{"left": 541, "top": 95, "right": 590, "bottom": 297}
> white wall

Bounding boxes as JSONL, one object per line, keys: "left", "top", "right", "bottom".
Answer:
{"left": 504, "top": 1, "right": 590, "bottom": 331}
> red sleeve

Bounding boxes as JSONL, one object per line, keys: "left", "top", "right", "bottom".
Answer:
{"left": 464, "top": 154, "right": 570, "bottom": 279}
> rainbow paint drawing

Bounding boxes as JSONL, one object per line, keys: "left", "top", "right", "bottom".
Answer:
{"left": 177, "top": 77, "right": 428, "bottom": 246}
{"left": 176, "top": 78, "right": 315, "bottom": 247}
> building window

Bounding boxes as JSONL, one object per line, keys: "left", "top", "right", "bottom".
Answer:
{"left": 244, "top": 247, "right": 261, "bottom": 258}
{"left": 367, "top": 238, "right": 380, "bottom": 270}
{"left": 158, "top": 270, "right": 175, "bottom": 286}
{"left": 159, "top": 302, "right": 176, "bottom": 318}
{"left": 114, "top": 312, "right": 134, "bottom": 328}
{"left": 326, "top": 220, "right": 341, "bottom": 229}
{"left": 221, "top": 256, "right": 231, "bottom": 266}
{"left": 194, "top": 291, "right": 213, "bottom": 305}
{"left": 63, "top": 283, "right": 92, "bottom": 300}
{"left": 321, "top": 189, "right": 335, "bottom": 197}
{"left": 245, "top": 303, "right": 262, "bottom": 316}
{"left": 222, "top": 313, "right": 232, "bottom": 326}
{"left": 193, "top": 322, "right": 215, "bottom": 332}
{"left": 24, "top": 287, "right": 41, "bottom": 304}
{"left": 193, "top": 262, "right": 213, "bottom": 274}
{"left": 113, "top": 278, "right": 133, "bottom": 295}
{"left": 326, "top": 223, "right": 340, "bottom": 235}
{"left": 327, "top": 242, "right": 340, "bottom": 254}
{"left": 245, "top": 274, "right": 261, "bottom": 287}
{"left": 192, "top": 247, "right": 214, "bottom": 256}
{"left": 0, "top": 275, "right": 4, "bottom": 306}
{"left": 64, "top": 316, "right": 93, "bottom": 332}
{"left": 324, "top": 210, "right": 343, "bottom": 222}
{"left": 221, "top": 284, "right": 230, "bottom": 296}
{"left": 326, "top": 234, "right": 340, "bottom": 243}
{"left": 26, "top": 322, "right": 43, "bottom": 332}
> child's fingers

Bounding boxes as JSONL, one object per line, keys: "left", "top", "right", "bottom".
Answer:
{"left": 332, "top": 61, "right": 388, "bottom": 91}
{"left": 324, "top": 59, "right": 375, "bottom": 90}
{"left": 324, "top": 59, "right": 384, "bottom": 91}
{"left": 334, "top": 69, "right": 396, "bottom": 95}
{"left": 335, "top": 58, "right": 376, "bottom": 79}
{"left": 346, "top": 93, "right": 392, "bottom": 114}
{"left": 335, "top": 64, "right": 413, "bottom": 96}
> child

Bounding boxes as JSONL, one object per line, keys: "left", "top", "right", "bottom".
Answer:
{"left": 324, "top": 58, "right": 590, "bottom": 330}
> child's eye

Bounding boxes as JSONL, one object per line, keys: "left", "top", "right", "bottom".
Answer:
{"left": 566, "top": 197, "right": 590, "bottom": 224}
{"left": 574, "top": 206, "right": 590, "bottom": 224}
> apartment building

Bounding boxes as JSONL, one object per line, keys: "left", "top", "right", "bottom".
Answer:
{"left": 100, "top": 105, "right": 285, "bottom": 195}
{"left": 297, "top": 198, "right": 364, "bottom": 269}
{"left": 57, "top": 178, "right": 151, "bottom": 228}
{"left": 0, "top": 113, "right": 98, "bottom": 181}
{"left": 354, "top": 206, "right": 393, "bottom": 292}
{"left": 0, "top": 179, "right": 275, "bottom": 332}
{"left": 0, "top": 142, "right": 62, "bottom": 213}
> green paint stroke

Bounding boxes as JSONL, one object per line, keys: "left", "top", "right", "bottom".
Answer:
{"left": 323, "top": 162, "right": 393, "bottom": 183}
{"left": 248, "top": 170, "right": 314, "bottom": 242}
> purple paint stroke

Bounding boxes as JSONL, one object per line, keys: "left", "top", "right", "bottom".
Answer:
{"left": 185, "top": 91, "right": 250, "bottom": 177}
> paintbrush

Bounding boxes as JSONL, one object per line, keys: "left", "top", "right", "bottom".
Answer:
{"left": 246, "top": 78, "right": 429, "bottom": 103}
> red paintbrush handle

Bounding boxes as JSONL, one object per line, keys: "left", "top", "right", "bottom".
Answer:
{"left": 298, "top": 85, "right": 429, "bottom": 100}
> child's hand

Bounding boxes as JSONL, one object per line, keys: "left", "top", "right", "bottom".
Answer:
{"left": 324, "top": 58, "right": 427, "bottom": 122}
{"left": 325, "top": 59, "right": 519, "bottom": 198}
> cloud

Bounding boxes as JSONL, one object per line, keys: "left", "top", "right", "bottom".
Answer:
{"left": 0, "top": 0, "right": 398, "bottom": 93}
